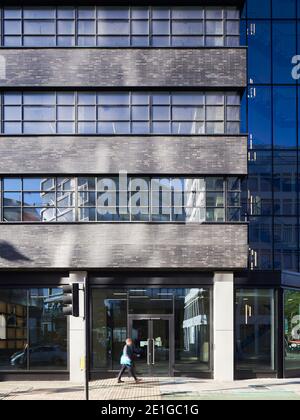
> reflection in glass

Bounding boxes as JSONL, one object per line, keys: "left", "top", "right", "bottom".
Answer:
{"left": 175, "top": 288, "right": 211, "bottom": 372}
{"left": 1, "top": 91, "right": 240, "bottom": 135}
{"left": 273, "top": 87, "right": 297, "bottom": 148}
{"left": 91, "top": 289, "right": 127, "bottom": 370}
{"left": 236, "top": 289, "right": 276, "bottom": 372}
{"left": 284, "top": 289, "right": 300, "bottom": 372}
{"left": 91, "top": 287, "right": 211, "bottom": 373}
{"left": 1, "top": 176, "right": 241, "bottom": 223}
{"left": 273, "top": 22, "right": 296, "bottom": 84}
{"left": 0, "top": 289, "right": 67, "bottom": 371}
{"left": 4, "top": 2, "right": 240, "bottom": 47}
{"left": 248, "top": 87, "right": 272, "bottom": 149}
{"left": 248, "top": 21, "right": 271, "bottom": 84}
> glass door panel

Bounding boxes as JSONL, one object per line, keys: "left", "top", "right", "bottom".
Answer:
{"left": 131, "top": 319, "right": 151, "bottom": 375}
{"left": 129, "top": 316, "right": 172, "bottom": 376}
{"left": 152, "top": 319, "right": 170, "bottom": 375}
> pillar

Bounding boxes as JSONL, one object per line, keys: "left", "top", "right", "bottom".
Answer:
{"left": 213, "top": 272, "right": 234, "bottom": 381}
{"left": 69, "top": 271, "right": 87, "bottom": 383}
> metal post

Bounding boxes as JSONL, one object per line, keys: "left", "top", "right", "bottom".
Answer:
{"left": 84, "top": 276, "right": 89, "bottom": 401}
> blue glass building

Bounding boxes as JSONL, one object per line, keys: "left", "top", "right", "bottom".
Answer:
{"left": 236, "top": 0, "right": 300, "bottom": 378}
{"left": 243, "top": 0, "right": 300, "bottom": 271}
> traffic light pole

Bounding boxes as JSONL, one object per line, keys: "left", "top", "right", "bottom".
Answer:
{"left": 84, "top": 276, "right": 89, "bottom": 401}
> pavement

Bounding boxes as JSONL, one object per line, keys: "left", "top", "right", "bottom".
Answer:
{"left": 0, "top": 377, "right": 300, "bottom": 400}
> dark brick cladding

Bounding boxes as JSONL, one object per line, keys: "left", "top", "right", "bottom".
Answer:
{"left": 0, "top": 224, "right": 248, "bottom": 270}
{"left": 0, "top": 48, "right": 247, "bottom": 88}
{"left": 0, "top": 135, "right": 247, "bottom": 175}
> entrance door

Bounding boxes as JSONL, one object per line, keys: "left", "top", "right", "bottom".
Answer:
{"left": 129, "top": 316, "right": 173, "bottom": 376}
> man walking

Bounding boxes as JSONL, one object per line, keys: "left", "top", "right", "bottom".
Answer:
{"left": 117, "top": 338, "right": 142, "bottom": 384}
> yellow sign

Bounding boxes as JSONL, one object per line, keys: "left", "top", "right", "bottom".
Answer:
{"left": 80, "top": 356, "right": 85, "bottom": 370}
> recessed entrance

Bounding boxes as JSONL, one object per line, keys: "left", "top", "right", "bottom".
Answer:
{"left": 129, "top": 315, "right": 174, "bottom": 376}
{"left": 91, "top": 286, "right": 212, "bottom": 378}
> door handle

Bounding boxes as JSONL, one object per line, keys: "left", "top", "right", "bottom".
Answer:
{"left": 152, "top": 339, "right": 155, "bottom": 365}
{"left": 147, "top": 339, "right": 151, "bottom": 365}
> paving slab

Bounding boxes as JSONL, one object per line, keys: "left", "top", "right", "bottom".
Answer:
{"left": 0, "top": 378, "right": 300, "bottom": 400}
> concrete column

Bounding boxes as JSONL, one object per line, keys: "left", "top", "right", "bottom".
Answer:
{"left": 69, "top": 271, "right": 87, "bottom": 383}
{"left": 213, "top": 272, "right": 234, "bottom": 381}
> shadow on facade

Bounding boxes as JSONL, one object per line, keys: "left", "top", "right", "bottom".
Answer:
{"left": 0, "top": 241, "right": 31, "bottom": 262}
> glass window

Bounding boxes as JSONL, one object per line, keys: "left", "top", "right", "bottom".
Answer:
{"left": 91, "top": 287, "right": 212, "bottom": 374}
{"left": 98, "top": 106, "right": 130, "bottom": 121}
{"left": 23, "top": 92, "right": 55, "bottom": 105}
{"left": 175, "top": 288, "right": 211, "bottom": 372}
{"left": 273, "top": 22, "right": 296, "bottom": 84}
{"left": 172, "top": 21, "right": 203, "bottom": 35}
{"left": 0, "top": 288, "right": 67, "bottom": 372}
{"left": 152, "top": 20, "right": 170, "bottom": 35}
{"left": 0, "top": 289, "right": 28, "bottom": 371}
{"left": 0, "top": 6, "right": 240, "bottom": 47}
{"left": 3, "top": 178, "right": 22, "bottom": 191}
{"left": 97, "top": 8, "right": 129, "bottom": 19}
{"left": 247, "top": 0, "right": 271, "bottom": 18}
{"left": 248, "top": 87, "right": 272, "bottom": 149}
{"left": 274, "top": 217, "right": 298, "bottom": 271}
{"left": 248, "top": 217, "right": 273, "bottom": 270}
{"left": 28, "top": 289, "right": 67, "bottom": 370}
{"left": 173, "top": 8, "right": 204, "bottom": 20}
{"left": 4, "top": 8, "right": 22, "bottom": 19}
{"left": 1, "top": 91, "right": 240, "bottom": 135}
{"left": 23, "top": 106, "right": 55, "bottom": 121}
{"left": 4, "top": 20, "right": 22, "bottom": 35}
{"left": 272, "top": 0, "right": 296, "bottom": 18}
{"left": 91, "top": 289, "right": 127, "bottom": 370}
{"left": 131, "top": 8, "right": 149, "bottom": 19}
{"left": 1, "top": 176, "right": 241, "bottom": 223}
{"left": 23, "top": 8, "right": 56, "bottom": 19}
{"left": 206, "top": 21, "right": 223, "bottom": 35}
{"left": 24, "top": 21, "right": 56, "bottom": 35}
{"left": 57, "top": 21, "right": 75, "bottom": 35}
{"left": 284, "top": 289, "right": 300, "bottom": 373}
{"left": 273, "top": 152, "right": 297, "bottom": 216}
{"left": 248, "top": 21, "right": 271, "bottom": 84}
{"left": 57, "top": 7, "right": 75, "bottom": 19}
{"left": 78, "top": 20, "right": 96, "bottom": 35}
{"left": 98, "top": 21, "right": 130, "bottom": 35}
{"left": 273, "top": 87, "right": 297, "bottom": 149}
{"left": 77, "top": 7, "right": 96, "bottom": 19}
{"left": 236, "top": 289, "right": 276, "bottom": 373}
{"left": 132, "top": 21, "right": 149, "bottom": 36}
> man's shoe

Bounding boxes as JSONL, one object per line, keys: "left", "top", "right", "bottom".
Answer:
{"left": 135, "top": 379, "right": 142, "bottom": 384}
{"left": 117, "top": 379, "right": 124, "bottom": 383}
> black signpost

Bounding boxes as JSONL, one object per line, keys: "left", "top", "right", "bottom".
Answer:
{"left": 84, "top": 277, "right": 89, "bottom": 401}
{"left": 52, "top": 281, "right": 89, "bottom": 399}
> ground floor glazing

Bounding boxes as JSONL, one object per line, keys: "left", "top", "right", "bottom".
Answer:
{"left": 0, "top": 272, "right": 299, "bottom": 380}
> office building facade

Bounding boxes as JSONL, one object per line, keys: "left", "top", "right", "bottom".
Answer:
{"left": 0, "top": 0, "right": 298, "bottom": 382}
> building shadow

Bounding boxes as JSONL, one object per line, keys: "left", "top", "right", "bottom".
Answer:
{"left": 0, "top": 241, "right": 31, "bottom": 262}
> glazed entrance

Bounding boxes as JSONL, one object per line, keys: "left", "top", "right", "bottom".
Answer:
{"left": 129, "top": 315, "right": 173, "bottom": 376}
{"left": 91, "top": 287, "right": 212, "bottom": 377}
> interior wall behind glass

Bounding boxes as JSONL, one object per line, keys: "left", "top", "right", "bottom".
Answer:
{"left": 0, "top": 288, "right": 67, "bottom": 372}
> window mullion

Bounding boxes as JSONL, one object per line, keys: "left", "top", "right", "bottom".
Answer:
{"left": 75, "top": 176, "right": 79, "bottom": 222}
